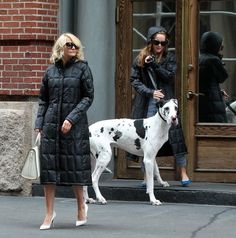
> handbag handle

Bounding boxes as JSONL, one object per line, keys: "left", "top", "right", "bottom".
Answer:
{"left": 34, "top": 133, "right": 41, "bottom": 146}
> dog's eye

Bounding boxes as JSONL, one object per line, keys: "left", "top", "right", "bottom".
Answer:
{"left": 175, "top": 106, "right": 178, "bottom": 111}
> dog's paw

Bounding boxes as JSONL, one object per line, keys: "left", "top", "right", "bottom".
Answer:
{"left": 86, "top": 198, "right": 96, "bottom": 204}
{"left": 151, "top": 199, "right": 162, "bottom": 206}
{"left": 97, "top": 196, "right": 107, "bottom": 205}
{"left": 161, "top": 181, "right": 170, "bottom": 187}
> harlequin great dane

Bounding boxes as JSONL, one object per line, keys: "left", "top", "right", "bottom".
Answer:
{"left": 85, "top": 99, "right": 178, "bottom": 206}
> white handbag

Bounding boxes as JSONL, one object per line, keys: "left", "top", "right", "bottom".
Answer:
{"left": 21, "top": 133, "right": 41, "bottom": 180}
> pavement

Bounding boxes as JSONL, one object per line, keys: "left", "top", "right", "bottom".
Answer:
{"left": 1, "top": 195, "right": 236, "bottom": 238}
{"left": 32, "top": 179, "right": 236, "bottom": 206}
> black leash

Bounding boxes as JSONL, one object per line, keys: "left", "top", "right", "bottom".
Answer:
{"left": 147, "top": 68, "right": 167, "bottom": 122}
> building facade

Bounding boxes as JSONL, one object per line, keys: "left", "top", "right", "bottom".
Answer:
{"left": 0, "top": 0, "right": 236, "bottom": 196}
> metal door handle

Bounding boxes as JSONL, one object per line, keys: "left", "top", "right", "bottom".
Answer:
{"left": 187, "top": 91, "right": 204, "bottom": 100}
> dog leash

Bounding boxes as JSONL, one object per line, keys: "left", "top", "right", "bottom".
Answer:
{"left": 226, "top": 101, "right": 236, "bottom": 116}
{"left": 147, "top": 68, "right": 166, "bottom": 122}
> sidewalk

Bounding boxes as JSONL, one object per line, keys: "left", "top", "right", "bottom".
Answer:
{"left": 1, "top": 196, "right": 236, "bottom": 238}
{"left": 32, "top": 179, "right": 236, "bottom": 206}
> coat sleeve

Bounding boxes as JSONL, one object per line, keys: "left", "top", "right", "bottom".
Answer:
{"left": 130, "top": 62, "right": 154, "bottom": 98}
{"left": 66, "top": 63, "right": 94, "bottom": 125}
{"left": 210, "top": 57, "right": 228, "bottom": 84}
{"left": 35, "top": 72, "right": 49, "bottom": 129}
{"left": 149, "top": 54, "right": 176, "bottom": 84}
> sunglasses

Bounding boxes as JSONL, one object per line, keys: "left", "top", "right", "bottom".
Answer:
{"left": 65, "top": 42, "right": 79, "bottom": 49}
{"left": 151, "top": 40, "right": 168, "bottom": 46}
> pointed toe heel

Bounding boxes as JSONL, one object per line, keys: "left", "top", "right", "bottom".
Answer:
{"left": 40, "top": 211, "right": 56, "bottom": 230}
{"left": 76, "top": 203, "right": 88, "bottom": 227}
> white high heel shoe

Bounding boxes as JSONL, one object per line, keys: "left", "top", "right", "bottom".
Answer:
{"left": 76, "top": 203, "right": 88, "bottom": 227}
{"left": 40, "top": 211, "right": 56, "bottom": 230}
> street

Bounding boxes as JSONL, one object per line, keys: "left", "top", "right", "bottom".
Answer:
{"left": 0, "top": 195, "right": 235, "bottom": 238}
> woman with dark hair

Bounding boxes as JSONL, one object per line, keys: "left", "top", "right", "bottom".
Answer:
{"left": 130, "top": 26, "right": 191, "bottom": 187}
{"left": 199, "top": 31, "right": 229, "bottom": 122}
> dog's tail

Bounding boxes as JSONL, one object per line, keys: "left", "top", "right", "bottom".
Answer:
{"left": 104, "top": 167, "right": 112, "bottom": 174}
{"left": 90, "top": 152, "right": 113, "bottom": 174}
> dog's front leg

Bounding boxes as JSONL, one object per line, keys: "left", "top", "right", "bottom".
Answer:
{"left": 143, "top": 156, "right": 162, "bottom": 206}
{"left": 154, "top": 160, "right": 169, "bottom": 187}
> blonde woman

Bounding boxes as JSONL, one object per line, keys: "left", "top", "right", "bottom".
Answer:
{"left": 130, "top": 26, "right": 191, "bottom": 187}
{"left": 35, "top": 33, "right": 94, "bottom": 229}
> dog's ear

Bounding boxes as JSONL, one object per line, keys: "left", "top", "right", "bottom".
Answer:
{"left": 156, "top": 99, "right": 165, "bottom": 108}
{"left": 173, "top": 99, "right": 178, "bottom": 106}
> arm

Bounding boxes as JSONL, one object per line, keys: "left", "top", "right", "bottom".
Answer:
{"left": 34, "top": 72, "right": 49, "bottom": 130}
{"left": 210, "top": 57, "right": 228, "bottom": 84}
{"left": 130, "top": 62, "right": 154, "bottom": 98}
{"left": 148, "top": 54, "right": 176, "bottom": 84}
{"left": 65, "top": 63, "right": 94, "bottom": 125}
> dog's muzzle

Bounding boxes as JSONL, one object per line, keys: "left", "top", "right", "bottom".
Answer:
{"left": 171, "top": 116, "right": 178, "bottom": 126}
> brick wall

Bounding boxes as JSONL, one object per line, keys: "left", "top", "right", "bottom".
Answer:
{"left": 0, "top": 0, "right": 59, "bottom": 96}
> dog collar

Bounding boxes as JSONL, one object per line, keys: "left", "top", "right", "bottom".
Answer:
{"left": 158, "top": 108, "right": 167, "bottom": 122}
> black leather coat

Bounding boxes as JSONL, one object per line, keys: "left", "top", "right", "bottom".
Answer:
{"left": 35, "top": 59, "right": 94, "bottom": 185}
{"left": 130, "top": 52, "right": 187, "bottom": 157}
{"left": 199, "top": 32, "right": 228, "bottom": 122}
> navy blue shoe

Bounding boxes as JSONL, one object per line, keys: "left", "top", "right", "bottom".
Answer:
{"left": 181, "top": 180, "right": 192, "bottom": 187}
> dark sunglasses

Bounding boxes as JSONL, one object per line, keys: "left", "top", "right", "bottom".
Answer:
{"left": 151, "top": 40, "right": 168, "bottom": 46}
{"left": 65, "top": 42, "right": 79, "bottom": 49}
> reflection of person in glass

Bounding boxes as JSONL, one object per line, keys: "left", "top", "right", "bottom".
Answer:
{"left": 199, "top": 31, "right": 229, "bottom": 122}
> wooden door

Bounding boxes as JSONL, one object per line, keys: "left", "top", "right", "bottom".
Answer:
{"left": 115, "top": 0, "right": 236, "bottom": 182}
{"left": 115, "top": 0, "right": 180, "bottom": 181}
{"left": 185, "top": 0, "right": 236, "bottom": 182}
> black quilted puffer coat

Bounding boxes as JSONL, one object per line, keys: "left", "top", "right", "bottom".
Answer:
{"left": 130, "top": 52, "right": 187, "bottom": 157}
{"left": 35, "top": 58, "right": 94, "bottom": 185}
{"left": 199, "top": 31, "right": 228, "bottom": 122}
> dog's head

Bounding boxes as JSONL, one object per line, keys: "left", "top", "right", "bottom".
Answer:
{"left": 157, "top": 99, "right": 178, "bottom": 125}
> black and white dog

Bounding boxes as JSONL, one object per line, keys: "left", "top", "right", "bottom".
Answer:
{"left": 226, "top": 100, "right": 236, "bottom": 123}
{"left": 85, "top": 99, "right": 178, "bottom": 205}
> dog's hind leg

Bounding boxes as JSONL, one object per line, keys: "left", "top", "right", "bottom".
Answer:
{"left": 143, "top": 156, "right": 162, "bottom": 206}
{"left": 83, "top": 154, "right": 97, "bottom": 204}
{"left": 92, "top": 148, "right": 112, "bottom": 204}
{"left": 83, "top": 186, "right": 96, "bottom": 204}
{"left": 154, "top": 160, "right": 169, "bottom": 187}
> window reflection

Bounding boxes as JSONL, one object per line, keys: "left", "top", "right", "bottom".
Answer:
{"left": 199, "top": 1, "right": 236, "bottom": 123}
{"left": 132, "top": 1, "right": 176, "bottom": 61}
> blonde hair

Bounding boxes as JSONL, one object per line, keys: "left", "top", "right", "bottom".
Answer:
{"left": 50, "top": 33, "right": 84, "bottom": 63}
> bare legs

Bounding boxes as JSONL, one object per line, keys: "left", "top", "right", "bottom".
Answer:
{"left": 178, "top": 166, "right": 189, "bottom": 181}
{"left": 41, "top": 184, "right": 86, "bottom": 228}
{"left": 41, "top": 184, "right": 56, "bottom": 227}
{"left": 73, "top": 186, "right": 87, "bottom": 221}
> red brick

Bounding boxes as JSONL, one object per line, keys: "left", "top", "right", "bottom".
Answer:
{"left": 8, "top": 10, "right": 19, "bottom": 15}
{"left": 0, "top": 0, "right": 59, "bottom": 97}
{"left": 0, "top": 90, "right": 10, "bottom": 95}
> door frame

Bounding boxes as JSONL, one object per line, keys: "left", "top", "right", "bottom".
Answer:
{"left": 115, "top": 0, "right": 236, "bottom": 182}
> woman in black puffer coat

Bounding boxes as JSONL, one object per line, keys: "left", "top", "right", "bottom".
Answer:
{"left": 130, "top": 26, "right": 191, "bottom": 187}
{"left": 199, "top": 31, "right": 229, "bottom": 122}
{"left": 35, "top": 33, "right": 94, "bottom": 229}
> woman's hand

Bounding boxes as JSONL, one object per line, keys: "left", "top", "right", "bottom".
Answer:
{"left": 145, "top": 55, "right": 155, "bottom": 64}
{"left": 153, "top": 89, "right": 165, "bottom": 100}
{"left": 34, "top": 128, "right": 42, "bottom": 133}
{"left": 221, "top": 89, "right": 229, "bottom": 100}
{"left": 61, "top": 119, "right": 72, "bottom": 134}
